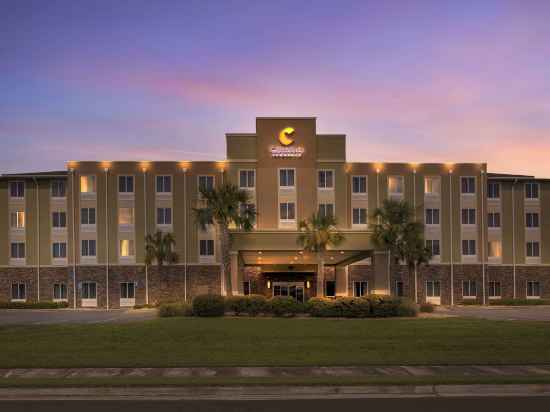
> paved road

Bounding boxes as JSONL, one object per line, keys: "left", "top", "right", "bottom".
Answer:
{"left": 445, "top": 305, "right": 550, "bottom": 321}
{"left": 0, "top": 309, "right": 157, "bottom": 325}
{"left": 2, "top": 398, "right": 550, "bottom": 412}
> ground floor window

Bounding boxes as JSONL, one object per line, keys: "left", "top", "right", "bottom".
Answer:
{"left": 462, "top": 280, "right": 477, "bottom": 298}
{"left": 527, "top": 281, "right": 540, "bottom": 298}
{"left": 488, "top": 281, "right": 501, "bottom": 298}
{"left": 53, "top": 283, "right": 67, "bottom": 301}
{"left": 199, "top": 239, "right": 215, "bottom": 256}
{"left": 82, "top": 282, "right": 97, "bottom": 299}
{"left": 120, "top": 282, "right": 135, "bottom": 299}
{"left": 426, "top": 280, "right": 440, "bottom": 297}
{"left": 354, "top": 281, "right": 368, "bottom": 297}
{"left": 11, "top": 283, "right": 26, "bottom": 301}
{"left": 395, "top": 281, "right": 404, "bottom": 297}
{"left": 243, "top": 281, "right": 250, "bottom": 296}
{"left": 273, "top": 282, "right": 304, "bottom": 302}
{"left": 325, "top": 280, "right": 336, "bottom": 297}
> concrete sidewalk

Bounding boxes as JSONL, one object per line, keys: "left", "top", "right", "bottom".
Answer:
{"left": 2, "top": 365, "right": 550, "bottom": 379}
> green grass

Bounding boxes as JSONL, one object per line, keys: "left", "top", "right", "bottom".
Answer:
{"left": 1, "top": 318, "right": 550, "bottom": 368}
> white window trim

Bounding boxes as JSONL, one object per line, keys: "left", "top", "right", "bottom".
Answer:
{"left": 388, "top": 175, "right": 405, "bottom": 197}
{"left": 425, "top": 208, "right": 440, "bottom": 226}
{"left": 156, "top": 175, "right": 173, "bottom": 195}
{"left": 351, "top": 175, "right": 368, "bottom": 196}
{"left": 525, "top": 182, "right": 540, "bottom": 200}
{"left": 11, "top": 283, "right": 26, "bottom": 302}
{"left": 279, "top": 202, "right": 297, "bottom": 222}
{"left": 9, "top": 181, "right": 25, "bottom": 199}
{"left": 318, "top": 202, "right": 336, "bottom": 218}
{"left": 51, "top": 180, "right": 67, "bottom": 199}
{"left": 460, "top": 176, "right": 477, "bottom": 196}
{"left": 278, "top": 168, "right": 296, "bottom": 189}
{"left": 424, "top": 176, "right": 441, "bottom": 197}
{"left": 351, "top": 207, "right": 367, "bottom": 229}
{"left": 119, "top": 239, "right": 136, "bottom": 260}
{"left": 462, "top": 280, "right": 477, "bottom": 299}
{"left": 487, "top": 182, "right": 500, "bottom": 200}
{"left": 118, "top": 175, "right": 135, "bottom": 195}
{"left": 238, "top": 169, "right": 256, "bottom": 190}
{"left": 526, "top": 281, "right": 541, "bottom": 299}
{"left": 198, "top": 238, "right": 216, "bottom": 262}
{"left": 317, "top": 169, "right": 335, "bottom": 190}
{"left": 461, "top": 208, "right": 477, "bottom": 226}
{"left": 197, "top": 175, "right": 215, "bottom": 194}
{"left": 80, "top": 175, "right": 97, "bottom": 196}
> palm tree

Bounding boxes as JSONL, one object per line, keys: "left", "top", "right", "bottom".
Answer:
{"left": 145, "top": 230, "right": 179, "bottom": 267}
{"left": 193, "top": 182, "right": 256, "bottom": 295}
{"left": 297, "top": 212, "right": 344, "bottom": 297}
{"left": 371, "top": 199, "right": 431, "bottom": 301}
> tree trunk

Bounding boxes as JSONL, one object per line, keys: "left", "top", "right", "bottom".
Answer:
{"left": 219, "top": 224, "right": 232, "bottom": 296}
{"left": 408, "top": 264, "right": 416, "bottom": 301}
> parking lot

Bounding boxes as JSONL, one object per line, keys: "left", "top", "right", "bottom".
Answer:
{"left": 0, "top": 308, "right": 157, "bottom": 325}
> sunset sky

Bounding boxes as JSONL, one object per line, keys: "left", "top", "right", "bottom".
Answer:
{"left": 2, "top": 0, "right": 550, "bottom": 176}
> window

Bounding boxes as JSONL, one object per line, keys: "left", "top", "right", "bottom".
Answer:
{"left": 318, "top": 170, "right": 334, "bottom": 189}
{"left": 461, "top": 177, "right": 475, "bottom": 194}
{"left": 525, "top": 182, "right": 539, "bottom": 199}
{"left": 10, "top": 211, "right": 25, "bottom": 229}
{"left": 487, "top": 182, "right": 500, "bottom": 199}
{"left": 239, "top": 203, "right": 255, "bottom": 219}
{"left": 81, "top": 208, "right": 96, "bottom": 225}
{"left": 52, "top": 242, "right": 67, "bottom": 259}
{"left": 426, "top": 239, "right": 440, "bottom": 256}
{"left": 462, "top": 280, "right": 477, "bottom": 298}
{"left": 156, "top": 175, "right": 172, "bottom": 193}
{"left": 488, "top": 212, "right": 501, "bottom": 228}
{"left": 120, "top": 239, "right": 135, "bottom": 257}
{"left": 243, "top": 281, "right": 251, "bottom": 296}
{"left": 53, "top": 283, "right": 67, "bottom": 301}
{"left": 396, "top": 281, "right": 404, "bottom": 297}
{"left": 157, "top": 208, "right": 172, "bottom": 225}
{"left": 11, "top": 283, "right": 26, "bottom": 301}
{"left": 526, "top": 212, "right": 540, "bottom": 228}
{"left": 239, "top": 170, "right": 255, "bottom": 189}
{"left": 279, "top": 169, "right": 295, "bottom": 187}
{"left": 424, "top": 177, "right": 441, "bottom": 195}
{"left": 199, "top": 239, "right": 215, "bottom": 256}
{"left": 325, "top": 280, "right": 336, "bottom": 297}
{"left": 81, "top": 239, "right": 97, "bottom": 257}
{"left": 462, "top": 239, "right": 476, "bottom": 255}
{"left": 120, "top": 282, "right": 135, "bottom": 299}
{"left": 51, "top": 180, "right": 66, "bottom": 198}
{"left": 388, "top": 176, "right": 404, "bottom": 195}
{"left": 461, "top": 208, "right": 476, "bottom": 225}
{"left": 10, "top": 242, "right": 25, "bottom": 259}
{"left": 352, "top": 176, "right": 367, "bottom": 194}
{"left": 9, "top": 181, "right": 24, "bottom": 198}
{"left": 80, "top": 175, "right": 96, "bottom": 193}
{"left": 354, "top": 281, "right": 368, "bottom": 297}
{"left": 318, "top": 203, "right": 334, "bottom": 218}
{"left": 280, "top": 202, "right": 296, "bottom": 220}
{"left": 118, "top": 176, "right": 134, "bottom": 193}
{"left": 425, "top": 208, "right": 440, "bottom": 225}
{"left": 527, "top": 281, "right": 541, "bottom": 298}
{"left": 198, "top": 175, "right": 214, "bottom": 192}
{"left": 82, "top": 282, "right": 97, "bottom": 299}
{"left": 488, "top": 240, "right": 502, "bottom": 258}
{"left": 352, "top": 208, "right": 367, "bottom": 225}
{"left": 526, "top": 241, "right": 540, "bottom": 257}
{"left": 119, "top": 208, "right": 134, "bottom": 225}
{"left": 488, "top": 281, "right": 501, "bottom": 298}
{"left": 52, "top": 211, "right": 67, "bottom": 228}
{"left": 426, "top": 280, "right": 441, "bottom": 297}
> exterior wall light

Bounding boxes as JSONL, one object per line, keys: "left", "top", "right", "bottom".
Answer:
{"left": 306, "top": 281, "right": 311, "bottom": 289}
{"left": 267, "top": 280, "right": 271, "bottom": 289}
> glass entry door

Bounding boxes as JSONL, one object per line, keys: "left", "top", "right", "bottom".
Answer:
{"left": 273, "top": 282, "right": 305, "bottom": 302}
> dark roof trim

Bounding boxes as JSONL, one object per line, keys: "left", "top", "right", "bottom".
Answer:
{"left": 1, "top": 171, "right": 67, "bottom": 179}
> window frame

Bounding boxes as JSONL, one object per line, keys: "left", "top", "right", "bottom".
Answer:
{"left": 81, "top": 239, "right": 97, "bottom": 257}
{"left": 11, "top": 283, "right": 26, "bottom": 301}
{"left": 9, "top": 181, "right": 25, "bottom": 198}
{"left": 199, "top": 239, "right": 215, "bottom": 257}
{"left": 426, "top": 280, "right": 441, "bottom": 297}
{"left": 388, "top": 175, "right": 404, "bottom": 196}
{"left": 279, "top": 202, "right": 296, "bottom": 221}
{"left": 487, "top": 182, "right": 500, "bottom": 199}
{"left": 82, "top": 281, "right": 97, "bottom": 300}
{"left": 198, "top": 175, "right": 215, "bottom": 194}
{"left": 351, "top": 175, "right": 367, "bottom": 195}
{"left": 53, "top": 283, "right": 68, "bottom": 301}
{"left": 462, "top": 280, "right": 477, "bottom": 299}
{"left": 52, "top": 242, "right": 67, "bottom": 259}
{"left": 80, "top": 207, "right": 96, "bottom": 226}
{"left": 426, "top": 239, "right": 441, "bottom": 257}
{"left": 461, "top": 208, "right": 476, "bottom": 225}
{"left": 527, "top": 281, "right": 541, "bottom": 299}
{"left": 325, "top": 280, "right": 336, "bottom": 297}
{"left": 354, "top": 281, "right": 368, "bottom": 297}
{"left": 279, "top": 168, "right": 296, "bottom": 188}
{"left": 318, "top": 203, "right": 335, "bottom": 218}
{"left": 118, "top": 207, "right": 135, "bottom": 226}
{"left": 526, "top": 241, "right": 540, "bottom": 258}
{"left": 118, "top": 175, "right": 134, "bottom": 194}
{"left": 156, "top": 207, "right": 172, "bottom": 226}
{"left": 488, "top": 281, "right": 501, "bottom": 299}
{"left": 424, "top": 176, "right": 441, "bottom": 196}
{"left": 425, "top": 208, "right": 440, "bottom": 225}
{"left": 352, "top": 207, "right": 367, "bottom": 226}
{"left": 10, "top": 242, "right": 25, "bottom": 259}
{"left": 461, "top": 239, "right": 476, "bottom": 256}
{"left": 525, "top": 182, "right": 539, "bottom": 200}
{"left": 461, "top": 176, "right": 476, "bottom": 195}
{"left": 318, "top": 169, "right": 334, "bottom": 190}
{"left": 119, "top": 239, "right": 135, "bottom": 258}
{"left": 51, "top": 180, "right": 66, "bottom": 198}
{"left": 120, "top": 282, "right": 136, "bottom": 299}
{"left": 525, "top": 212, "right": 540, "bottom": 228}
{"left": 80, "top": 175, "right": 97, "bottom": 194}
{"left": 487, "top": 240, "right": 502, "bottom": 259}
{"left": 156, "top": 175, "right": 172, "bottom": 194}
{"left": 239, "top": 169, "right": 255, "bottom": 189}
{"left": 10, "top": 210, "right": 25, "bottom": 229}
{"left": 52, "top": 211, "right": 67, "bottom": 229}
{"left": 487, "top": 212, "right": 501, "bottom": 228}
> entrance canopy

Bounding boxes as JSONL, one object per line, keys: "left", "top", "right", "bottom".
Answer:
{"left": 239, "top": 249, "right": 371, "bottom": 267}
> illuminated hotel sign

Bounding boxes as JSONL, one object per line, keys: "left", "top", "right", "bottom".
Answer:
{"left": 270, "top": 127, "right": 305, "bottom": 158}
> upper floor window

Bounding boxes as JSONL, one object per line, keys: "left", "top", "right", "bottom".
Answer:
{"left": 318, "top": 170, "right": 334, "bottom": 189}
{"left": 156, "top": 176, "right": 172, "bottom": 193}
{"left": 424, "top": 177, "right": 441, "bottom": 195}
{"left": 461, "top": 177, "right": 476, "bottom": 194}
{"left": 157, "top": 207, "right": 172, "bottom": 225}
{"left": 81, "top": 239, "right": 97, "bottom": 257}
{"left": 388, "top": 176, "right": 404, "bottom": 195}
{"left": 487, "top": 212, "right": 501, "bottom": 228}
{"left": 279, "top": 202, "right": 296, "bottom": 221}
{"left": 52, "top": 242, "right": 67, "bottom": 259}
{"left": 120, "top": 239, "right": 135, "bottom": 257}
{"left": 10, "top": 242, "right": 25, "bottom": 259}
{"left": 118, "top": 176, "right": 134, "bottom": 193}
{"left": 80, "top": 175, "right": 96, "bottom": 194}
{"left": 9, "top": 181, "right": 24, "bottom": 198}
{"left": 525, "top": 182, "right": 539, "bottom": 199}
{"left": 526, "top": 212, "right": 540, "bottom": 228}
{"left": 487, "top": 182, "right": 500, "bottom": 199}
{"left": 318, "top": 203, "right": 334, "bottom": 218}
{"left": 81, "top": 208, "right": 96, "bottom": 225}
{"left": 199, "top": 239, "right": 215, "bottom": 256}
{"left": 352, "top": 208, "right": 367, "bottom": 225}
{"left": 239, "top": 170, "right": 255, "bottom": 189}
{"left": 51, "top": 180, "right": 66, "bottom": 198}
{"left": 52, "top": 211, "right": 67, "bottom": 228}
{"left": 10, "top": 211, "right": 25, "bottom": 229}
{"left": 462, "top": 239, "right": 476, "bottom": 256}
{"left": 119, "top": 207, "right": 134, "bottom": 225}
{"left": 526, "top": 241, "right": 540, "bottom": 257}
{"left": 279, "top": 169, "right": 295, "bottom": 188}
{"left": 461, "top": 208, "right": 476, "bottom": 225}
{"left": 425, "top": 208, "right": 440, "bottom": 225}
{"left": 488, "top": 240, "right": 502, "bottom": 258}
{"left": 426, "top": 239, "right": 440, "bottom": 256}
{"left": 352, "top": 176, "right": 367, "bottom": 194}
{"left": 198, "top": 175, "right": 215, "bottom": 193}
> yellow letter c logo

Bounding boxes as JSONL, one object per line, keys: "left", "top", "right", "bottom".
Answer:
{"left": 278, "top": 127, "right": 295, "bottom": 146}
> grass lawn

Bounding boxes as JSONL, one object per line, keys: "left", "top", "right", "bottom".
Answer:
{"left": 1, "top": 317, "right": 550, "bottom": 368}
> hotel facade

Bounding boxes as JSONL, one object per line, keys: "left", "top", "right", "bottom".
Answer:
{"left": 1, "top": 117, "right": 549, "bottom": 308}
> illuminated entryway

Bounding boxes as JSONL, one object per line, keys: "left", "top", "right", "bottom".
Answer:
{"left": 272, "top": 281, "right": 305, "bottom": 302}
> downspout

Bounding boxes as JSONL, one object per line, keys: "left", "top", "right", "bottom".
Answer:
{"left": 34, "top": 178, "right": 40, "bottom": 302}
{"left": 71, "top": 169, "right": 77, "bottom": 309}
{"left": 104, "top": 168, "right": 109, "bottom": 310}
{"left": 183, "top": 168, "right": 187, "bottom": 302}
{"left": 481, "top": 170, "right": 486, "bottom": 305}
{"left": 449, "top": 169, "right": 454, "bottom": 306}
{"left": 512, "top": 179, "right": 517, "bottom": 299}
{"left": 413, "top": 168, "right": 418, "bottom": 303}
{"left": 143, "top": 168, "right": 149, "bottom": 305}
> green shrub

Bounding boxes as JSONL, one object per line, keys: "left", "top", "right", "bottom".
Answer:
{"left": 246, "top": 294, "right": 267, "bottom": 316}
{"left": 394, "top": 298, "right": 418, "bottom": 317}
{"left": 266, "top": 296, "right": 304, "bottom": 317}
{"left": 225, "top": 296, "right": 248, "bottom": 316}
{"left": 158, "top": 302, "right": 192, "bottom": 317}
{"left": 306, "top": 297, "right": 341, "bottom": 317}
{"left": 490, "top": 299, "right": 550, "bottom": 306}
{"left": 192, "top": 294, "right": 225, "bottom": 317}
{"left": 0, "top": 301, "right": 69, "bottom": 309}
{"left": 370, "top": 296, "right": 402, "bottom": 317}
{"left": 419, "top": 303, "right": 435, "bottom": 313}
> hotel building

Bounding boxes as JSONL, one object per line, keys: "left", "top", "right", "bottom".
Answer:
{"left": 1, "top": 117, "right": 549, "bottom": 307}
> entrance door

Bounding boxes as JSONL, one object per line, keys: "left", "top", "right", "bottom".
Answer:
{"left": 273, "top": 282, "right": 304, "bottom": 302}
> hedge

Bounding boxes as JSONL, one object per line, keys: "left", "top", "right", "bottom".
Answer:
{"left": 225, "top": 294, "right": 267, "bottom": 316}
{"left": 158, "top": 302, "right": 193, "bottom": 317}
{"left": 266, "top": 296, "right": 305, "bottom": 317}
{"left": 419, "top": 303, "right": 434, "bottom": 313}
{"left": 192, "top": 294, "right": 226, "bottom": 317}
{"left": 0, "top": 301, "right": 69, "bottom": 309}
{"left": 307, "top": 296, "right": 417, "bottom": 318}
